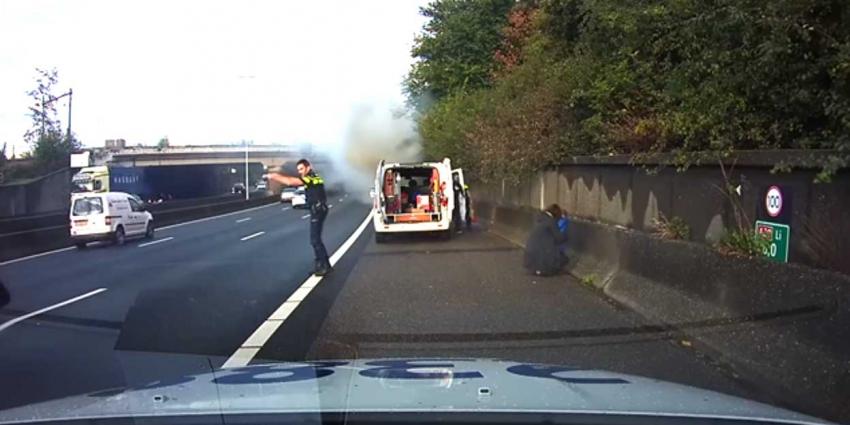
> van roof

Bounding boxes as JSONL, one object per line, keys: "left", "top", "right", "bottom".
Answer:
{"left": 384, "top": 162, "right": 447, "bottom": 168}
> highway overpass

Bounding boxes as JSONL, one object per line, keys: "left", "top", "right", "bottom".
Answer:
{"left": 99, "top": 145, "right": 330, "bottom": 170}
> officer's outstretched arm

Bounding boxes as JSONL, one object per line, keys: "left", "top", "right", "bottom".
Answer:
{"left": 264, "top": 172, "right": 303, "bottom": 187}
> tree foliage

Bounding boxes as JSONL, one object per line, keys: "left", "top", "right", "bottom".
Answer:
{"left": 24, "top": 68, "right": 80, "bottom": 171}
{"left": 404, "top": 0, "right": 515, "bottom": 108}
{"left": 0, "top": 143, "right": 7, "bottom": 184}
{"left": 409, "top": 0, "right": 850, "bottom": 182}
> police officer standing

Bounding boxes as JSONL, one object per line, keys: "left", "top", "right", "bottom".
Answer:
{"left": 265, "top": 159, "right": 331, "bottom": 276}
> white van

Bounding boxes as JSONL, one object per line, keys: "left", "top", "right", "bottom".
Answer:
{"left": 70, "top": 192, "right": 154, "bottom": 248}
{"left": 371, "top": 158, "right": 466, "bottom": 243}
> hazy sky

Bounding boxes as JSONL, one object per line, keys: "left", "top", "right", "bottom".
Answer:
{"left": 0, "top": 0, "right": 428, "bottom": 156}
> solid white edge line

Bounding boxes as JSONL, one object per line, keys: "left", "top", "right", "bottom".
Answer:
{"left": 241, "top": 320, "right": 285, "bottom": 348}
{"left": 268, "top": 301, "right": 300, "bottom": 321}
{"left": 0, "top": 287, "right": 108, "bottom": 332}
{"left": 285, "top": 286, "right": 315, "bottom": 303}
{"left": 236, "top": 217, "right": 252, "bottom": 223}
{"left": 137, "top": 237, "right": 174, "bottom": 248}
{"left": 222, "top": 348, "right": 261, "bottom": 368}
{"left": 1, "top": 202, "right": 279, "bottom": 267}
{"left": 0, "top": 246, "right": 75, "bottom": 267}
{"left": 222, "top": 210, "right": 373, "bottom": 368}
{"left": 158, "top": 202, "right": 277, "bottom": 231}
{"left": 240, "top": 231, "right": 265, "bottom": 241}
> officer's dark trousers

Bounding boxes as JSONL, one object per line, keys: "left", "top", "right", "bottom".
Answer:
{"left": 310, "top": 206, "right": 330, "bottom": 267}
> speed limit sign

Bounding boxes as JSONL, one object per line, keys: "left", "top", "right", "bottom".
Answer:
{"left": 765, "top": 186, "right": 783, "bottom": 218}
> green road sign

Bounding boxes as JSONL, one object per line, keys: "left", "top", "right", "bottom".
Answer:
{"left": 755, "top": 220, "right": 790, "bottom": 263}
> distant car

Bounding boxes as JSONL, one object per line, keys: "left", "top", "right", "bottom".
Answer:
{"left": 291, "top": 186, "right": 307, "bottom": 208}
{"left": 256, "top": 181, "right": 267, "bottom": 191}
{"left": 232, "top": 183, "right": 246, "bottom": 195}
{"left": 70, "top": 192, "right": 154, "bottom": 248}
{"left": 280, "top": 187, "right": 297, "bottom": 203}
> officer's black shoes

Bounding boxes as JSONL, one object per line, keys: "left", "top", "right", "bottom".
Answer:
{"left": 312, "top": 259, "right": 333, "bottom": 277}
{"left": 314, "top": 265, "right": 333, "bottom": 277}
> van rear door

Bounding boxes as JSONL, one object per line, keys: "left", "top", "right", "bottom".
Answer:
{"left": 452, "top": 168, "right": 467, "bottom": 225}
{"left": 373, "top": 160, "right": 384, "bottom": 211}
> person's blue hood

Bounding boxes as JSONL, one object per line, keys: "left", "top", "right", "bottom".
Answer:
{"left": 0, "top": 359, "right": 832, "bottom": 424}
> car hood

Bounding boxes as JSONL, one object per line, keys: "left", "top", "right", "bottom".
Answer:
{"left": 0, "top": 358, "right": 831, "bottom": 424}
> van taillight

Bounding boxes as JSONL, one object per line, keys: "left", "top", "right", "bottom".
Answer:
{"left": 104, "top": 217, "right": 112, "bottom": 225}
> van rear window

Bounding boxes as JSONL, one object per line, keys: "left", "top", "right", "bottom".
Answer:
{"left": 72, "top": 197, "right": 103, "bottom": 216}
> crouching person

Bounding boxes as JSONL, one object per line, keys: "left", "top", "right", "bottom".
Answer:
{"left": 523, "top": 204, "right": 568, "bottom": 276}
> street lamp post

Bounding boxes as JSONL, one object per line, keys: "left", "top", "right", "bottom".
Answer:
{"left": 41, "top": 89, "right": 73, "bottom": 139}
{"left": 244, "top": 144, "right": 249, "bottom": 201}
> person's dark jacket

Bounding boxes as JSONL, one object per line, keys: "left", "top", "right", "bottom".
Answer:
{"left": 523, "top": 211, "right": 568, "bottom": 275}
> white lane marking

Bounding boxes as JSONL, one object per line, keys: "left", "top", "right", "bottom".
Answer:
{"left": 268, "top": 301, "right": 300, "bottom": 320}
{"left": 0, "top": 202, "right": 277, "bottom": 268}
{"left": 0, "top": 288, "right": 107, "bottom": 332}
{"left": 222, "top": 211, "right": 373, "bottom": 368}
{"left": 226, "top": 347, "right": 261, "bottom": 365}
{"left": 286, "top": 286, "right": 315, "bottom": 303}
{"left": 281, "top": 207, "right": 290, "bottom": 211}
{"left": 240, "top": 231, "right": 265, "bottom": 241}
{"left": 338, "top": 198, "right": 343, "bottom": 202}
{"left": 236, "top": 217, "right": 252, "bottom": 223}
{"left": 301, "top": 214, "right": 310, "bottom": 219}
{"left": 241, "top": 320, "right": 284, "bottom": 348}
{"left": 137, "top": 237, "right": 174, "bottom": 248}
{"left": 0, "top": 246, "right": 75, "bottom": 267}
{"left": 328, "top": 204, "right": 334, "bottom": 209}
{"left": 158, "top": 202, "right": 277, "bottom": 231}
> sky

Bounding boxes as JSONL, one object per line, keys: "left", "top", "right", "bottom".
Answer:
{"left": 0, "top": 0, "right": 429, "bottom": 157}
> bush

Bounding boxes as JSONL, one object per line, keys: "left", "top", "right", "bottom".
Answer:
{"left": 717, "top": 230, "right": 770, "bottom": 258}
{"left": 653, "top": 214, "right": 690, "bottom": 240}
{"left": 410, "top": 0, "right": 850, "bottom": 180}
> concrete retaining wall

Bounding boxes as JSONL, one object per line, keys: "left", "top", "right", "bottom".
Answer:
{"left": 478, "top": 153, "right": 850, "bottom": 275}
{"left": 475, "top": 200, "right": 850, "bottom": 422}
{"left": 0, "top": 168, "right": 72, "bottom": 217}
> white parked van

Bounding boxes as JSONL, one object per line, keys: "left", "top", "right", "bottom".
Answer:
{"left": 70, "top": 192, "right": 154, "bottom": 248}
{"left": 371, "top": 158, "right": 466, "bottom": 243}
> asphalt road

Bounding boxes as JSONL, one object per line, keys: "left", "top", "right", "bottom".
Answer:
{"left": 0, "top": 193, "right": 775, "bottom": 413}
{"left": 0, "top": 192, "right": 370, "bottom": 411}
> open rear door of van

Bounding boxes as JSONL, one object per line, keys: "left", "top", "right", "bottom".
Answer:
{"left": 452, "top": 168, "right": 467, "bottom": 226}
{"left": 374, "top": 160, "right": 386, "bottom": 212}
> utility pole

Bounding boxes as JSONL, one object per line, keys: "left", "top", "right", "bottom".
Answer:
{"left": 41, "top": 89, "right": 74, "bottom": 139}
{"left": 41, "top": 95, "right": 46, "bottom": 137}
{"left": 66, "top": 88, "right": 73, "bottom": 140}
{"left": 244, "top": 144, "right": 249, "bottom": 201}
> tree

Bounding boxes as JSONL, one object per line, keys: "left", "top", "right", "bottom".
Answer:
{"left": 24, "top": 68, "right": 80, "bottom": 171}
{"left": 404, "top": 0, "right": 515, "bottom": 109}
{"left": 157, "top": 136, "right": 170, "bottom": 150}
{"left": 0, "top": 143, "right": 7, "bottom": 184}
{"left": 493, "top": 2, "right": 539, "bottom": 78}
{"left": 415, "top": 0, "right": 850, "bottom": 181}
